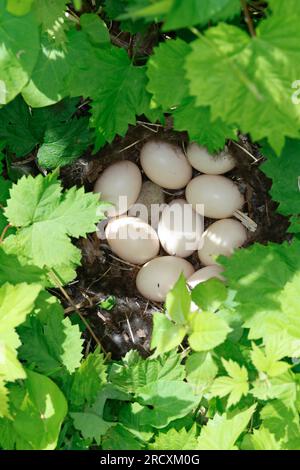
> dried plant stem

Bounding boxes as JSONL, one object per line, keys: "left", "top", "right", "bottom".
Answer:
{"left": 234, "top": 210, "right": 257, "bottom": 232}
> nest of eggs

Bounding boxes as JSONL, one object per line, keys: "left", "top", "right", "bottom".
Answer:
{"left": 60, "top": 124, "right": 290, "bottom": 359}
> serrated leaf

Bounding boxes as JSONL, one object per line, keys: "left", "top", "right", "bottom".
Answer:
{"left": 150, "top": 313, "right": 187, "bottom": 356}
{"left": 210, "top": 359, "right": 249, "bottom": 407}
{"left": 185, "top": 352, "right": 218, "bottom": 395}
{"left": 185, "top": 6, "right": 300, "bottom": 153}
{"left": 150, "top": 426, "right": 198, "bottom": 450}
{"left": 0, "top": 1, "right": 39, "bottom": 104}
{"left": 243, "top": 427, "right": 282, "bottom": 450}
{"left": 5, "top": 173, "right": 101, "bottom": 268}
{"left": 261, "top": 139, "right": 300, "bottom": 232}
{"left": 260, "top": 399, "right": 300, "bottom": 447}
{"left": 188, "top": 311, "right": 231, "bottom": 351}
{"left": 80, "top": 13, "right": 110, "bottom": 46}
{"left": 251, "top": 371, "right": 297, "bottom": 406}
{"left": 71, "top": 412, "right": 113, "bottom": 445}
{"left": 163, "top": 0, "right": 241, "bottom": 30}
{"left": 33, "top": 0, "right": 68, "bottom": 40}
{"left": 0, "top": 248, "right": 46, "bottom": 286}
{"left": 102, "top": 424, "right": 143, "bottom": 450}
{"left": 197, "top": 405, "right": 256, "bottom": 450}
{"left": 251, "top": 342, "right": 290, "bottom": 378}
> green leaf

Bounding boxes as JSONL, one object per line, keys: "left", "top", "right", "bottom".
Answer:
{"left": 260, "top": 399, "right": 300, "bottom": 447}
{"left": 109, "top": 349, "right": 185, "bottom": 394}
{"left": 5, "top": 369, "right": 68, "bottom": 450}
{"left": 251, "top": 342, "right": 290, "bottom": 378}
{"left": 151, "top": 313, "right": 187, "bottom": 356}
{"left": 197, "top": 405, "right": 256, "bottom": 450}
{"left": 251, "top": 371, "right": 297, "bottom": 406}
{"left": 5, "top": 173, "right": 101, "bottom": 268}
{"left": 6, "top": 0, "right": 34, "bottom": 16}
{"left": 37, "top": 116, "right": 92, "bottom": 169}
{"left": 102, "top": 424, "right": 143, "bottom": 450}
{"left": 191, "top": 278, "right": 227, "bottom": 312}
{"left": 90, "top": 47, "right": 149, "bottom": 148}
{"left": 185, "top": 352, "right": 218, "bottom": 395}
{"left": 33, "top": 0, "right": 68, "bottom": 40}
{"left": 210, "top": 359, "right": 249, "bottom": 407}
{"left": 163, "top": 0, "right": 241, "bottom": 30}
{"left": 22, "top": 35, "right": 69, "bottom": 107}
{"left": 261, "top": 139, "right": 300, "bottom": 232}
{"left": 243, "top": 427, "right": 282, "bottom": 450}
{"left": 173, "top": 98, "right": 237, "bottom": 153}
{"left": 0, "top": 248, "right": 46, "bottom": 286}
{"left": 0, "top": 1, "right": 39, "bottom": 104}
{"left": 166, "top": 273, "right": 191, "bottom": 324}
{"left": 68, "top": 348, "right": 107, "bottom": 408}
{"left": 188, "top": 311, "right": 231, "bottom": 351}
{"left": 185, "top": 8, "right": 300, "bottom": 153}
{"left": 18, "top": 292, "right": 83, "bottom": 375}
{"left": 137, "top": 381, "right": 198, "bottom": 428}
{"left": 80, "top": 13, "right": 110, "bottom": 46}
{"left": 147, "top": 38, "right": 190, "bottom": 110}
{"left": 150, "top": 426, "right": 198, "bottom": 450}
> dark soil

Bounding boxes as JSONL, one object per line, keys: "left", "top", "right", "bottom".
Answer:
{"left": 57, "top": 122, "right": 291, "bottom": 359}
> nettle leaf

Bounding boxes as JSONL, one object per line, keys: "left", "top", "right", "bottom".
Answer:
{"left": 4, "top": 173, "right": 101, "bottom": 268}
{"left": 90, "top": 47, "right": 149, "bottom": 149}
{"left": 0, "top": 0, "right": 39, "bottom": 104}
{"left": 109, "top": 349, "right": 185, "bottom": 394}
{"left": 150, "top": 426, "right": 198, "bottom": 450}
{"left": 220, "top": 239, "right": 300, "bottom": 350}
{"left": 210, "top": 359, "right": 249, "bottom": 407}
{"left": 173, "top": 98, "right": 237, "bottom": 153}
{"left": 37, "top": 117, "right": 92, "bottom": 169}
{"left": 197, "top": 405, "right": 256, "bottom": 450}
{"left": 151, "top": 313, "right": 187, "bottom": 356}
{"left": 261, "top": 139, "right": 300, "bottom": 232}
{"left": 18, "top": 292, "right": 83, "bottom": 375}
{"left": 68, "top": 348, "right": 107, "bottom": 408}
{"left": 163, "top": 0, "right": 241, "bottom": 30}
{"left": 185, "top": 2, "right": 300, "bottom": 153}
{"left": 4, "top": 369, "right": 68, "bottom": 450}
{"left": 188, "top": 311, "right": 232, "bottom": 351}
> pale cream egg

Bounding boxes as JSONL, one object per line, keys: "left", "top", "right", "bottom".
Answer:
{"left": 136, "top": 256, "right": 195, "bottom": 302}
{"left": 94, "top": 160, "right": 142, "bottom": 217}
{"left": 158, "top": 199, "right": 204, "bottom": 258}
{"left": 185, "top": 174, "right": 244, "bottom": 219}
{"left": 187, "top": 143, "right": 235, "bottom": 174}
{"left": 198, "top": 219, "right": 247, "bottom": 266}
{"left": 187, "top": 265, "right": 225, "bottom": 289}
{"left": 105, "top": 216, "right": 160, "bottom": 265}
{"left": 140, "top": 140, "right": 192, "bottom": 189}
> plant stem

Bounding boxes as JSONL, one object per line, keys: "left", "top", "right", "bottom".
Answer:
{"left": 49, "top": 269, "right": 109, "bottom": 358}
{"left": 0, "top": 224, "right": 11, "bottom": 244}
{"left": 241, "top": 0, "right": 256, "bottom": 37}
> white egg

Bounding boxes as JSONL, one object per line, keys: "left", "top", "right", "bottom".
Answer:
{"left": 198, "top": 219, "right": 247, "bottom": 266}
{"left": 187, "top": 265, "right": 225, "bottom": 289}
{"left": 136, "top": 256, "right": 195, "bottom": 302}
{"left": 94, "top": 160, "right": 142, "bottom": 217}
{"left": 187, "top": 143, "right": 235, "bottom": 174}
{"left": 185, "top": 174, "right": 244, "bottom": 219}
{"left": 158, "top": 199, "right": 204, "bottom": 258}
{"left": 140, "top": 140, "right": 192, "bottom": 189}
{"left": 105, "top": 216, "right": 160, "bottom": 265}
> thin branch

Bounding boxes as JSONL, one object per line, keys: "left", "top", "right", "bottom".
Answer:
{"left": 0, "top": 224, "right": 11, "bottom": 244}
{"left": 241, "top": 0, "right": 256, "bottom": 37}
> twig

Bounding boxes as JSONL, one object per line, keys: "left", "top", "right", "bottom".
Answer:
{"left": 231, "top": 140, "right": 259, "bottom": 162}
{"left": 49, "top": 269, "right": 109, "bottom": 356}
{"left": 241, "top": 0, "right": 256, "bottom": 37}
{"left": 234, "top": 209, "right": 257, "bottom": 232}
{"left": 0, "top": 224, "right": 11, "bottom": 244}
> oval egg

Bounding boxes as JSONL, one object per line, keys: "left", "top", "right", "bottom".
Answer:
{"left": 140, "top": 140, "right": 192, "bottom": 189}
{"left": 158, "top": 199, "right": 204, "bottom": 258}
{"left": 198, "top": 218, "right": 247, "bottom": 266}
{"left": 185, "top": 174, "right": 244, "bottom": 219}
{"left": 136, "top": 256, "right": 195, "bottom": 302}
{"left": 94, "top": 160, "right": 142, "bottom": 217}
{"left": 187, "top": 265, "right": 225, "bottom": 289}
{"left": 105, "top": 216, "right": 160, "bottom": 265}
{"left": 186, "top": 143, "right": 235, "bottom": 175}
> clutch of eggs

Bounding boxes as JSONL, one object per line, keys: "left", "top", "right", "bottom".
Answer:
{"left": 94, "top": 140, "right": 248, "bottom": 302}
